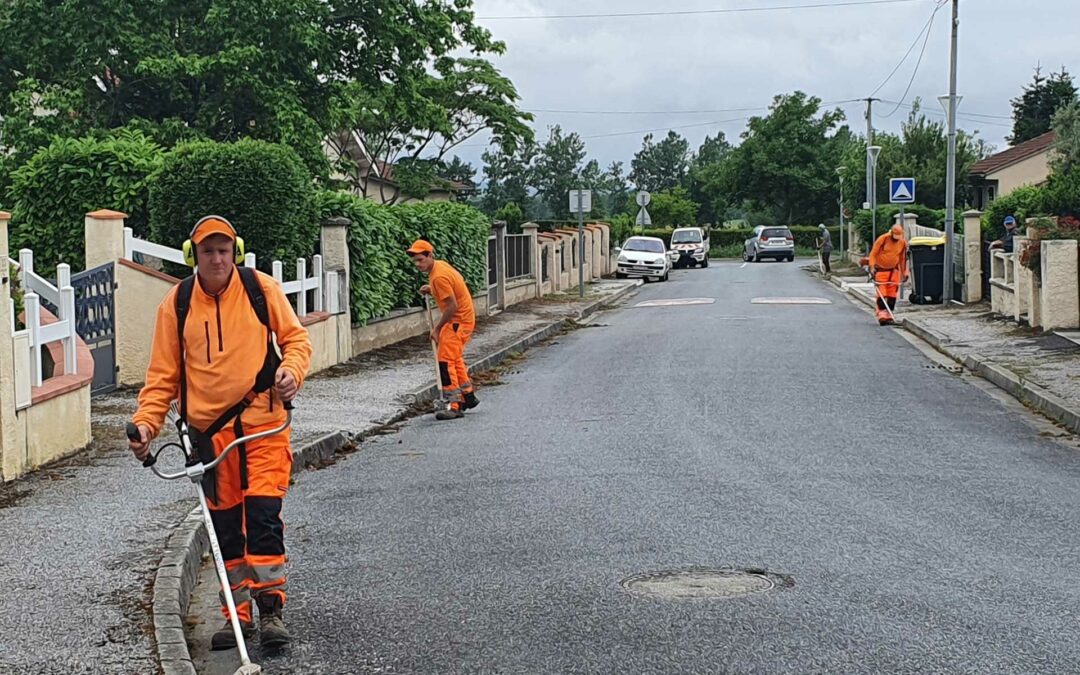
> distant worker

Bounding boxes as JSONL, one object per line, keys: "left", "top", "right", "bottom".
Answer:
{"left": 990, "top": 215, "right": 1020, "bottom": 253}
{"left": 816, "top": 224, "right": 833, "bottom": 275}
{"left": 869, "top": 224, "right": 909, "bottom": 325}
{"left": 407, "top": 240, "right": 479, "bottom": 420}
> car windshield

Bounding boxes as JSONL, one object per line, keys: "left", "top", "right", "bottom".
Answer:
{"left": 623, "top": 239, "right": 664, "bottom": 253}
{"left": 671, "top": 231, "right": 702, "bottom": 244}
{"left": 762, "top": 228, "right": 791, "bottom": 239}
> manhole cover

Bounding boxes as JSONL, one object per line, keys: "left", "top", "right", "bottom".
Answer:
{"left": 751, "top": 297, "right": 832, "bottom": 305}
{"left": 621, "top": 568, "right": 779, "bottom": 600}
{"left": 634, "top": 298, "right": 716, "bottom": 308}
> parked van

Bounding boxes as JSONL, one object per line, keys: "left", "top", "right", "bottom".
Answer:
{"left": 668, "top": 227, "right": 710, "bottom": 268}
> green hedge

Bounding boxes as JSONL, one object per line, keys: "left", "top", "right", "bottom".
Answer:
{"left": 1040, "top": 170, "right": 1080, "bottom": 222}
{"left": 149, "top": 140, "right": 318, "bottom": 273}
{"left": 391, "top": 201, "right": 489, "bottom": 302}
{"left": 981, "top": 185, "right": 1044, "bottom": 240}
{"left": 317, "top": 193, "right": 490, "bottom": 325}
{"left": 6, "top": 131, "right": 162, "bottom": 271}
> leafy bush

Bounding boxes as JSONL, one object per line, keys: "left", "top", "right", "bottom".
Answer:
{"left": 149, "top": 140, "right": 318, "bottom": 273}
{"left": 316, "top": 193, "right": 491, "bottom": 324}
{"left": 316, "top": 190, "right": 411, "bottom": 324}
{"left": 10, "top": 263, "right": 24, "bottom": 330}
{"left": 1039, "top": 170, "right": 1080, "bottom": 222}
{"left": 981, "top": 184, "right": 1045, "bottom": 240}
{"left": 7, "top": 131, "right": 162, "bottom": 271}
{"left": 852, "top": 204, "right": 944, "bottom": 248}
{"left": 391, "top": 201, "right": 489, "bottom": 302}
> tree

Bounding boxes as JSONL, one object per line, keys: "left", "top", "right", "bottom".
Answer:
{"left": 439, "top": 156, "right": 478, "bottom": 187}
{"left": 1010, "top": 66, "right": 1078, "bottom": 144}
{"left": 0, "top": 0, "right": 531, "bottom": 189}
{"left": 720, "top": 92, "right": 848, "bottom": 225}
{"left": 1050, "top": 100, "right": 1080, "bottom": 175}
{"left": 688, "top": 133, "right": 733, "bottom": 224}
{"left": 630, "top": 131, "right": 691, "bottom": 191}
{"left": 533, "top": 126, "right": 587, "bottom": 219}
{"left": 642, "top": 187, "right": 699, "bottom": 228}
{"left": 480, "top": 141, "right": 536, "bottom": 216}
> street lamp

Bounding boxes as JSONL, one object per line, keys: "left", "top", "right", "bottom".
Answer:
{"left": 836, "top": 167, "right": 847, "bottom": 258}
{"left": 867, "top": 145, "right": 882, "bottom": 245}
{"left": 939, "top": 93, "right": 963, "bottom": 304}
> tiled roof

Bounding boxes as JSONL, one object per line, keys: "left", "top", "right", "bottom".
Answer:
{"left": 969, "top": 131, "right": 1055, "bottom": 177}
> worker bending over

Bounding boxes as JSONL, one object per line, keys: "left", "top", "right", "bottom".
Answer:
{"left": 869, "top": 224, "right": 909, "bottom": 326}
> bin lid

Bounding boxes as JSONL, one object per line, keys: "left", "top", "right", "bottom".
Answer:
{"left": 909, "top": 235, "right": 946, "bottom": 247}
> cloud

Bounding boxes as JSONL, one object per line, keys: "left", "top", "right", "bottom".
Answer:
{"left": 454, "top": 0, "right": 1079, "bottom": 168}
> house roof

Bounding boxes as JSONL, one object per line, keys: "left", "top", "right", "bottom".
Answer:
{"left": 969, "top": 131, "right": 1056, "bottom": 177}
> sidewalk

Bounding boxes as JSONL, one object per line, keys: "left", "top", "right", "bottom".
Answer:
{"left": 823, "top": 269, "right": 1080, "bottom": 434}
{"left": 0, "top": 280, "right": 638, "bottom": 675}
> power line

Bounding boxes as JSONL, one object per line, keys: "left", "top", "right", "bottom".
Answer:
{"left": 878, "top": 2, "right": 940, "bottom": 118}
{"left": 477, "top": 0, "right": 920, "bottom": 21}
{"left": 526, "top": 99, "right": 862, "bottom": 116}
{"left": 869, "top": 1, "right": 947, "bottom": 98}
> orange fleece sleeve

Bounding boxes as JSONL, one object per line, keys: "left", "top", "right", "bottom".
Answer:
{"left": 132, "top": 294, "right": 181, "bottom": 438}
{"left": 900, "top": 243, "right": 909, "bottom": 277}
{"left": 262, "top": 272, "right": 313, "bottom": 390}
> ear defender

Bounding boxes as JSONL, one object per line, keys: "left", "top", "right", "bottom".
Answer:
{"left": 183, "top": 216, "right": 245, "bottom": 267}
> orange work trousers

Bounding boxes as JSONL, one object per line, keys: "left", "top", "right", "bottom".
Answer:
{"left": 874, "top": 268, "right": 902, "bottom": 321}
{"left": 437, "top": 322, "right": 475, "bottom": 410}
{"left": 207, "top": 421, "right": 292, "bottom": 623}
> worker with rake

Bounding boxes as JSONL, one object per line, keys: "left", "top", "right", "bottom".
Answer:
{"left": 408, "top": 239, "right": 480, "bottom": 420}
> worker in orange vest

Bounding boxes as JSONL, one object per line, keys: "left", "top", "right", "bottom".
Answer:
{"left": 407, "top": 239, "right": 479, "bottom": 420}
{"left": 868, "top": 224, "right": 909, "bottom": 325}
{"left": 128, "top": 216, "right": 312, "bottom": 650}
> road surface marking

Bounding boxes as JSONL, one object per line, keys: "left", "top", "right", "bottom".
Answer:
{"left": 634, "top": 298, "right": 716, "bottom": 308}
{"left": 751, "top": 297, "right": 832, "bottom": 305}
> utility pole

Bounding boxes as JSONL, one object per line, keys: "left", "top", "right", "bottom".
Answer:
{"left": 942, "top": 0, "right": 960, "bottom": 304}
{"left": 865, "top": 98, "right": 879, "bottom": 247}
{"left": 577, "top": 189, "right": 585, "bottom": 298}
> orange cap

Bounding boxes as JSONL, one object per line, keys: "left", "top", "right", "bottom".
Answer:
{"left": 191, "top": 216, "right": 237, "bottom": 244}
{"left": 891, "top": 224, "right": 904, "bottom": 236}
{"left": 406, "top": 239, "right": 434, "bottom": 255}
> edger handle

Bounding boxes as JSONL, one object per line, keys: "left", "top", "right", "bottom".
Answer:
{"left": 126, "top": 422, "right": 157, "bottom": 468}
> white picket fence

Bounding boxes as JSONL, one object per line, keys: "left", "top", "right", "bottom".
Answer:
{"left": 11, "top": 250, "right": 78, "bottom": 389}
{"left": 123, "top": 228, "right": 339, "bottom": 317}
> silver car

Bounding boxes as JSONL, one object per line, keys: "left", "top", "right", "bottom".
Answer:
{"left": 744, "top": 226, "right": 795, "bottom": 262}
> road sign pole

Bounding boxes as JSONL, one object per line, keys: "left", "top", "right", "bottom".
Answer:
{"left": 577, "top": 190, "right": 585, "bottom": 299}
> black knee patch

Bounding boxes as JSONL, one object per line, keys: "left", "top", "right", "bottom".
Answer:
{"left": 877, "top": 298, "right": 887, "bottom": 310}
{"left": 439, "top": 361, "right": 452, "bottom": 387}
{"left": 245, "top": 496, "right": 285, "bottom": 556}
{"left": 210, "top": 504, "right": 246, "bottom": 560}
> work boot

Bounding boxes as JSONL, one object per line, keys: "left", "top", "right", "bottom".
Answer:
{"left": 435, "top": 407, "right": 464, "bottom": 420}
{"left": 210, "top": 619, "right": 256, "bottom": 651}
{"left": 257, "top": 595, "right": 291, "bottom": 649}
{"left": 462, "top": 392, "right": 480, "bottom": 410}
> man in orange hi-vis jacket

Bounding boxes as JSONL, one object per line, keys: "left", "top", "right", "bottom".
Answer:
{"left": 407, "top": 239, "right": 479, "bottom": 420}
{"left": 869, "top": 223, "right": 909, "bottom": 325}
{"left": 127, "top": 216, "right": 312, "bottom": 650}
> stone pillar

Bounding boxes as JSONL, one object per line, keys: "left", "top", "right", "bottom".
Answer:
{"left": 321, "top": 216, "right": 353, "bottom": 363}
{"left": 521, "top": 222, "right": 542, "bottom": 298}
{"left": 492, "top": 220, "right": 507, "bottom": 311}
{"left": 0, "top": 212, "right": 27, "bottom": 481}
{"left": 84, "top": 209, "right": 128, "bottom": 269}
{"left": 894, "top": 211, "right": 919, "bottom": 239}
{"left": 1040, "top": 239, "right": 1080, "bottom": 331}
{"left": 962, "top": 210, "right": 983, "bottom": 303}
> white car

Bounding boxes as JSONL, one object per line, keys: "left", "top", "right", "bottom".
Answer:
{"left": 667, "top": 227, "right": 710, "bottom": 268}
{"left": 615, "top": 236, "right": 671, "bottom": 282}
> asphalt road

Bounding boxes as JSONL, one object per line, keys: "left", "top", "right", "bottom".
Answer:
{"left": 199, "top": 259, "right": 1080, "bottom": 674}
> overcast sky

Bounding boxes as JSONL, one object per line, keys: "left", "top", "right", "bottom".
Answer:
{"left": 455, "top": 0, "right": 1080, "bottom": 172}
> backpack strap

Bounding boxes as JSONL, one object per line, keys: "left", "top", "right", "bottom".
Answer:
{"left": 237, "top": 266, "right": 270, "bottom": 328}
{"left": 174, "top": 276, "right": 197, "bottom": 426}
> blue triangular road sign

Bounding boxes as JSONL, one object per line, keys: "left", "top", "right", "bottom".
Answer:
{"left": 889, "top": 178, "right": 915, "bottom": 204}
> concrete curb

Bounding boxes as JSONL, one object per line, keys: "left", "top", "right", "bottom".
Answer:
{"left": 819, "top": 270, "right": 1080, "bottom": 436}
{"left": 149, "top": 281, "right": 641, "bottom": 674}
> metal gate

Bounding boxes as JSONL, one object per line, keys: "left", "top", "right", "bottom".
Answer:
{"left": 487, "top": 236, "right": 499, "bottom": 311}
{"left": 953, "top": 234, "right": 966, "bottom": 302}
{"left": 72, "top": 263, "right": 117, "bottom": 395}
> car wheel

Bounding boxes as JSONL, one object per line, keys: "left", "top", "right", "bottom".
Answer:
{"left": 742, "top": 249, "right": 750, "bottom": 262}
{"left": 753, "top": 249, "right": 761, "bottom": 263}
{"left": 702, "top": 257, "right": 709, "bottom": 268}
{"left": 663, "top": 270, "right": 670, "bottom": 281}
